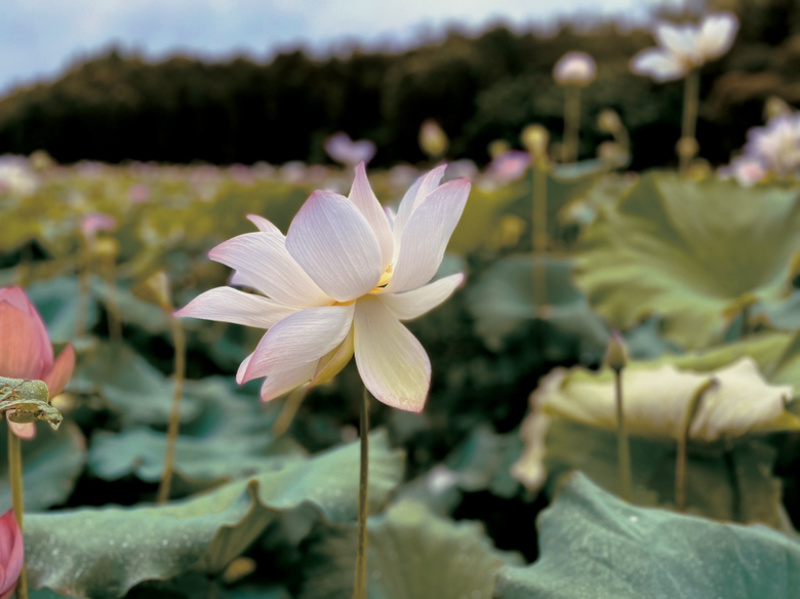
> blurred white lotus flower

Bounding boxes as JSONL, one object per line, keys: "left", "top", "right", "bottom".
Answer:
{"left": 177, "top": 163, "right": 470, "bottom": 412}
{"left": 720, "top": 111, "right": 800, "bottom": 183}
{"left": 0, "top": 156, "right": 39, "bottom": 196}
{"left": 745, "top": 112, "right": 800, "bottom": 175}
{"left": 553, "top": 51, "right": 597, "bottom": 86}
{"left": 631, "top": 11, "right": 739, "bottom": 82}
{"left": 324, "top": 132, "right": 377, "bottom": 167}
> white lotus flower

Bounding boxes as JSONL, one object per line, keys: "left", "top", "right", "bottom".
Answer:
{"left": 631, "top": 11, "right": 739, "bottom": 82}
{"left": 176, "top": 163, "right": 470, "bottom": 412}
{"left": 553, "top": 51, "right": 597, "bottom": 86}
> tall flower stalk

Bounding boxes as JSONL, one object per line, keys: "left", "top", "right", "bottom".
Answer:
{"left": 553, "top": 51, "right": 596, "bottom": 164}
{"left": 630, "top": 11, "right": 739, "bottom": 173}
{"left": 177, "top": 163, "right": 471, "bottom": 596}
{"left": 606, "top": 332, "right": 631, "bottom": 501}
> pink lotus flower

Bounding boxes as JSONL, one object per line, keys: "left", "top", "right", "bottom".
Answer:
{"left": 177, "top": 163, "right": 470, "bottom": 412}
{"left": 324, "top": 132, "right": 377, "bottom": 167}
{"left": 0, "top": 287, "right": 76, "bottom": 438}
{"left": 553, "top": 51, "right": 597, "bottom": 86}
{"left": 0, "top": 509, "right": 23, "bottom": 599}
{"left": 631, "top": 12, "right": 739, "bottom": 82}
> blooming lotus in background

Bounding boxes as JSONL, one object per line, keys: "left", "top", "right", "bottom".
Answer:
{"left": 553, "top": 51, "right": 597, "bottom": 86}
{"left": 177, "top": 163, "right": 470, "bottom": 411}
{"left": 324, "top": 132, "right": 377, "bottom": 167}
{"left": 485, "top": 150, "right": 530, "bottom": 183}
{"left": 80, "top": 212, "right": 116, "bottom": 240}
{"left": 720, "top": 111, "right": 800, "bottom": 184}
{"left": 0, "top": 509, "right": 23, "bottom": 599}
{"left": 631, "top": 11, "right": 739, "bottom": 82}
{"left": 0, "top": 287, "right": 76, "bottom": 438}
{"left": 743, "top": 112, "right": 800, "bottom": 176}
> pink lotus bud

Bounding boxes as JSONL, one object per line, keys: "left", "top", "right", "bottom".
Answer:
{"left": 553, "top": 51, "right": 597, "bottom": 86}
{"left": 80, "top": 212, "right": 116, "bottom": 239}
{"left": 324, "top": 132, "right": 377, "bottom": 167}
{"left": 0, "top": 509, "right": 23, "bottom": 599}
{"left": 0, "top": 287, "right": 76, "bottom": 438}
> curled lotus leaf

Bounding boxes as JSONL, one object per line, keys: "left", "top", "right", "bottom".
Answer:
{"left": 530, "top": 357, "right": 798, "bottom": 443}
{"left": 574, "top": 172, "right": 800, "bottom": 349}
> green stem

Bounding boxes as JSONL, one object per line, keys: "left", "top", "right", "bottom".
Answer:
{"left": 157, "top": 315, "right": 186, "bottom": 504}
{"left": 531, "top": 159, "right": 548, "bottom": 315}
{"left": 614, "top": 369, "right": 632, "bottom": 502}
{"left": 8, "top": 431, "right": 28, "bottom": 599}
{"left": 75, "top": 256, "right": 90, "bottom": 340}
{"left": 563, "top": 86, "right": 581, "bottom": 164}
{"left": 679, "top": 69, "right": 700, "bottom": 174}
{"left": 676, "top": 378, "right": 716, "bottom": 512}
{"left": 352, "top": 386, "right": 370, "bottom": 599}
{"left": 104, "top": 256, "right": 122, "bottom": 347}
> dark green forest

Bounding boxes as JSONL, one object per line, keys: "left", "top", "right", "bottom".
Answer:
{"left": 0, "top": 0, "right": 799, "bottom": 168}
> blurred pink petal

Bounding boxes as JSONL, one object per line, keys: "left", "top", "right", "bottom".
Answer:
{"left": 0, "top": 509, "right": 23, "bottom": 599}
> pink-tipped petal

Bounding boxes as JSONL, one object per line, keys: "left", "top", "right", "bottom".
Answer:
{"left": 380, "top": 273, "right": 465, "bottom": 321}
{"left": 353, "top": 297, "right": 430, "bottom": 412}
{"left": 246, "top": 214, "right": 283, "bottom": 236}
{"left": 209, "top": 233, "right": 331, "bottom": 308}
{"left": 6, "top": 417, "right": 35, "bottom": 440}
{"left": 42, "top": 344, "right": 76, "bottom": 397}
{"left": 259, "top": 362, "right": 318, "bottom": 402}
{"left": 349, "top": 163, "right": 394, "bottom": 269}
{"left": 236, "top": 352, "right": 254, "bottom": 385}
{"left": 0, "top": 300, "right": 51, "bottom": 380}
{"left": 286, "top": 191, "right": 382, "bottom": 302}
{"left": 242, "top": 305, "right": 355, "bottom": 383}
{"left": 175, "top": 287, "right": 297, "bottom": 329}
{"left": 630, "top": 48, "right": 687, "bottom": 82}
{"left": 392, "top": 164, "right": 448, "bottom": 246}
{"left": 384, "top": 179, "right": 470, "bottom": 293}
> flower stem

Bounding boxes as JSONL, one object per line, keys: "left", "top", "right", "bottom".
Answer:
{"left": 531, "top": 158, "right": 548, "bottom": 315}
{"left": 352, "top": 386, "right": 370, "bottom": 599}
{"left": 678, "top": 69, "right": 700, "bottom": 174}
{"left": 8, "top": 431, "right": 28, "bottom": 599}
{"left": 104, "top": 255, "right": 123, "bottom": 347}
{"left": 157, "top": 314, "right": 186, "bottom": 504}
{"left": 614, "top": 369, "right": 632, "bottom": 502}
{"left": 676, "top": 378, "right": 716, "bottom": 511}
{"left": 562, "top": 86, "right": 581, "bottom": 164}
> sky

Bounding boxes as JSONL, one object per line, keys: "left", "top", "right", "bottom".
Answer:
{"left": 0, "top": 0, "right": 686, "bottom": 94}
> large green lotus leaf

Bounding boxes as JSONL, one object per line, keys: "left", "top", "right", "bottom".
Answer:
{"left": 574, "top": 172, "right": 800, "bottom": 349}
{"left": 516, "top": 417, "right": 785, "bottom": 525}
{"left": 71, "top": 342, "right": 203, "bottom": 426}
{"left": 494, "top": 473, "right": 800, "bottom": 599}
{"left": 465, "top": 254, "right": 608, "bottom": 351}
{"left": 27, "top": 431, "right": 405, "bottom": 598}
{"left": 0, "top": 422, "right": 86, "bottom": 511}
{"left": 298, "top": 501, "right": 521, "bottom": 599}
{"left": 88, "top": 378, "right": 305, "bottom": 487}
{"left": 535, "top": 357, "right": 799, "bottom": 442}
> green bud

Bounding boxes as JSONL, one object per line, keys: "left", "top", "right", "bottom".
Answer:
{"left": 605, "top": 330, "right": 628, "bottom": 373}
